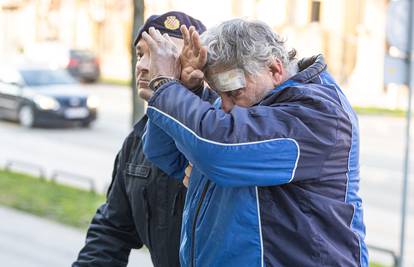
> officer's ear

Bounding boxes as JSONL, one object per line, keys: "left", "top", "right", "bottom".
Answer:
{"left": 268, "top": 58, "right": 285, "bottom": 86}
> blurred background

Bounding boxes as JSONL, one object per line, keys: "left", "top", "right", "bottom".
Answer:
{"left": 0, "top": 0, "right": 413, "bottom": 266}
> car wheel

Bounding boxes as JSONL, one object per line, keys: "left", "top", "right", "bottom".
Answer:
{"left": 81, "top": 121, "right": 91, "bottom": 128}
{"left": 19, "top": 105, "right": 35, "bottom": 128}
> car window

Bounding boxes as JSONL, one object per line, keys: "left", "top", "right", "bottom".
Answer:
{"left": 0, "top": 67, "right": 23, "bottom": 85}
{"left": 19, "top": 69, "right": 77, "bottom": 87}
{"left": 70, "top": 50, "right": 95, "bottom": 59}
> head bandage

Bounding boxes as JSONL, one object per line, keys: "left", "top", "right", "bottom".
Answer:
{"left": 209, "top": 68, "right": 246, "bottom": 92}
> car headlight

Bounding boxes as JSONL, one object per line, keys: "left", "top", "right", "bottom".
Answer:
{"left": 33, "top": 95, "right": 60, "bottom": 110}
{"left": 87, "top": 96, "right": 99, "bottom": 109}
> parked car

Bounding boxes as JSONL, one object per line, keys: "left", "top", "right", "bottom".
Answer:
{"left": 0, "top": 65, "right": 98, "bottom": 128}
{"left": 66, "top": 49, "right": 100, "bottom": 83}
{"left": 25, "top": 43, "right": 100, "bottom": 83}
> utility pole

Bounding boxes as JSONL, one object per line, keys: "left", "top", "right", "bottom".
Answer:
{"left": 399, "top": 0, "right": 414, "bottom": 265}
{"left": 131, "top": 0, "right": 145, "bottom": 125}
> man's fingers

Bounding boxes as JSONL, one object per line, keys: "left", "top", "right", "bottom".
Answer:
{"left": 180, "top": 25, "right": 191, "bottom": 47}
{"left": 190, "top": 70, "right": 204, "bottom": 80}
{"left": 198, "top": 47, "right": 208, "bottom": 68}
{"left": 188, "top": 26, "right": 196, "bottom": 50}
{"left": 192, "top": 31, "right": 202, "bottom": 57}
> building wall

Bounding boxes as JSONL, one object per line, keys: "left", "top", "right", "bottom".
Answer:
{"left": 0, "top": 0, "right": 402, "bottom": 108}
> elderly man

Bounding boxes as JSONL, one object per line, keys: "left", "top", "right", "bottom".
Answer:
{"left": 141, "top": 19, "right": 368, "bottom": 267}
{"left": 73, "top": 12, "right": 206, "bottom": 267}
{"left": 143, "top": 19, "right": 368, "bottom": 267}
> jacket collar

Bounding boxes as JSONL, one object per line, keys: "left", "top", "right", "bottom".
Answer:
{"left": 289, "top": 54, "right": 327, "bottom": 84}
{"left": 258, "top": 54, "right": 327, "bottom": 105}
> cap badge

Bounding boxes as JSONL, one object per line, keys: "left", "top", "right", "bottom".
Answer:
{"left": 164, "top": 16, "right": 180, "bottom": 30}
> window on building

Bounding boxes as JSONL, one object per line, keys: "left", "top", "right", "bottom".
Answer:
{"left": 310, "top": 1, "right": 321, "bottom": 22}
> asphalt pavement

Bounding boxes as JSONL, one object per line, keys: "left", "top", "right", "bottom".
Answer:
{"left": 0, "top": 206, "right": 153, "bottom": 267}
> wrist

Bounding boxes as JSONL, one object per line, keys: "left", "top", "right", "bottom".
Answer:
{"left": 148, "top": 76, "right": 178, "bottom": 92}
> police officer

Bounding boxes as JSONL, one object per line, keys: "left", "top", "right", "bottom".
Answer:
{"left": 73, "top": 12, "right": 206, "bottom": 267}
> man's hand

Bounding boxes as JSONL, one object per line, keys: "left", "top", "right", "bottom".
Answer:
{"left": 179, "top": 25, "right": 208, "bottom": 90}
{"left": 141, "top": 27, "right": 182, "bottom": 81}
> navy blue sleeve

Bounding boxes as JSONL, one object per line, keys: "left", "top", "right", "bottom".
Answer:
{"left": 145, "top": 82, "right": 321, "bottom": 187}
{"left": 143, "top": 121, "right": 188, "bottom": 179}
{"left": 143, "top": 87, "right": 218, "bottom": 180}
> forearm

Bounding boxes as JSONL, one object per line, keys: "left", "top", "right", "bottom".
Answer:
{"left": 146, "top": 82, "right": 300, "bottom": 186}
{"left": 73, "top": 204, "right": 141, "bottom": 267}
{"left": 143, "top": 120, "right": 188, "bottom": 179}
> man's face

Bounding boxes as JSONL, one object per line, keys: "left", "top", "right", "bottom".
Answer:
{"left": 135, "top": 36, "right": 184, "bottom": 99}
{"left": 206, "top": 65, "right": 281, "bottom": 113}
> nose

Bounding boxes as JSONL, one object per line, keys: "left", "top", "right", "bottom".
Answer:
{"left": 135, "top": 55, "right": 149, "bottom": 78}
{"left": 220, "top": 93, "right": 235, "bottom": 113}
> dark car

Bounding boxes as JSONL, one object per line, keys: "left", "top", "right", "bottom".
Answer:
{"left": 0, "top": 65, "right": 98, "bottom": 128}
{"left": 66, "top": 49, "right": 100, "bottom": 83}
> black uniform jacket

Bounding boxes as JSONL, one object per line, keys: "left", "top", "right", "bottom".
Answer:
{"left": 73, "top": 115, "right": 186, "bottom": 267}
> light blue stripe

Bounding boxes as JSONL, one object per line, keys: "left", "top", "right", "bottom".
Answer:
{"left": 147, "top": 106, "right": 300, "bottom": 187}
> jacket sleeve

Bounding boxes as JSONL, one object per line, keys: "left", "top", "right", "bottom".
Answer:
{"left": 143, "top": 87, "right": 218, "bottom": 180}
{"left": 72, "top": 150, "right": 142, "bottom": 267}
{"left": 146, "top": 81, "right": 337, "bottom": 187}
{"left": 143, "top": 121, "right": 188, "bottom": 180}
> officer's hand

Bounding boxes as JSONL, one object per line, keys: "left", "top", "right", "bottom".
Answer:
{"left": 141, "top": 27, "right": 181, "bottom": 81}
{"left": 179, "top": 25, "right": 207, "bottom": 90}
{"left": 183, "top": 163, "right": 193, "bottom": 188}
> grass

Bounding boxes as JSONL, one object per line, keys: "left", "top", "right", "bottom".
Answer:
{"left": 100, "top": 77, "right": 131, "bottom": 87}
{"left": 353, "top": 106, "right": 406, "bottom": 117}
{"left": 0, "top": 169, "right": 105, "bottom": 229}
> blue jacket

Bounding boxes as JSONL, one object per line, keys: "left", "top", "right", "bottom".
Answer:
{"left": 143, "top": 55, "right": 368, "bottom": 267}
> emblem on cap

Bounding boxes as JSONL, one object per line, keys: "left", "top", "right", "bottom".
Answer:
{"left": 164, "top": 16, "right": 180, "bottom": 30}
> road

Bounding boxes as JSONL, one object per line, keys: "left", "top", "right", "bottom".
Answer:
{"left": 0, "top": 206, "right": 152, "bottom": 267}
{"left": 0, "top": 84, "right": 133, "bottom": 192}
{"left": 1, "top": 83, "right": 414, "bottom": 266}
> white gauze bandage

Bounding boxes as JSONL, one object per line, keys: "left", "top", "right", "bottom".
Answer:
{"left": 209, "top": 68, "right": 246, "bottom": 92}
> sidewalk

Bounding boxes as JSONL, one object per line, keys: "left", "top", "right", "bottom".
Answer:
{"left": 0, "top": 206, "right": 153, "bottom": 267}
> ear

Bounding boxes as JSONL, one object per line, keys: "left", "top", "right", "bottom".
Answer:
{"left": 268, "top": 58, "right": 285, "bottom": 86}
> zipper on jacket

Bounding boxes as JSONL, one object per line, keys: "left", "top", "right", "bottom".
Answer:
{"left": 191, "top": 180, "right": 211, "bottom": 267}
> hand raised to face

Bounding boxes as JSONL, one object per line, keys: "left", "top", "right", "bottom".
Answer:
{"left": 141, "top": 27, "right": 182, "bottom": 81}
{"left": 179, "top": 25, "right": 208, "bottom": 90}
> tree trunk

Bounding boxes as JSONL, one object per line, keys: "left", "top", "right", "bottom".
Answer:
{"left": 131, "top": 0, "right": 145, "bottom": 125}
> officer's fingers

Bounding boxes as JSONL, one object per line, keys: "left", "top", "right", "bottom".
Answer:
{"left": 180, "top": 25, "right": 191, "bottom": 47}
{"left": 149, "top": 27, "right": 166, "bottom": 44}
{"left": 163, "top": 33, "right": 175, "bottom": 47}
{"left": 141, "top": 32, "right": 157, "bottom": 50}
{"left": 185, "top": 164, "right": 192, "bottom": 177}
{"left": 163, "top": 33, "right": 180, "bottom": 55}
{"left": 183, "top": 176, "right": 189, "bottom": 188}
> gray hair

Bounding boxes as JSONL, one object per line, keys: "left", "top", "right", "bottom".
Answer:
{"left": 200, "top": 18, "right": 296, "bottom": 75}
